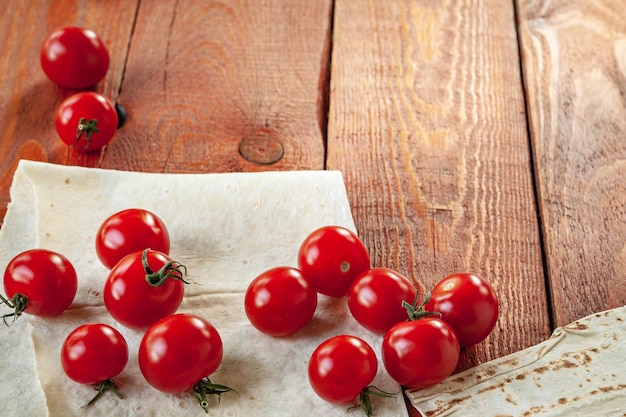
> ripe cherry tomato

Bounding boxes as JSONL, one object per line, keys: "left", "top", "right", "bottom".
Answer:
{"left": 244, "top": 266, "right": 317, "bottom": 336}
{"left": 61, "top": 323, "right": 128, "bottom": 385}
{"left": 347, "top": 267, "right": 417, "bottom": 334}
{"left": 96, "top": 208, "right": 170, "bottom": 270}
{"left": 139, "top": 314, "right": 224, "bottom": 394}
{"left": 425, "top": 272, "right": 499, "bottom": 347}
{"left": 382, "top": 317, "right": 459, "bottom": 388}
{"left": 308, "top": 335, "right": 378, "bottom": 405}
{"left": 40, "top": 26, "right": 109, "bottom": 89}
{"left": 55, "top": 92, "right": 118, "bottom": 152}
{"left": 103, "top": 249, "right": 186, "bottom": 329}
{"left": 298, "top": 226, "right": 370, "bottom": 297}
{"left": 2, "top": 249, "right": 77, "bottom": 321}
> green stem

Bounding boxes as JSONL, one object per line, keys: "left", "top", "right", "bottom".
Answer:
{"left": 402, "top": 291, "right": 441, "bottom": 321}
{"left": 0, "top": 293, "right": 28, "bottom": 325}
{"left": 82, "top": 379, "right": 123, "bottom": 408}
{"left": 348, "top": 386, "right": 399, "bottom": 417}
{"left": 75, "top": 117, "right": 99, "bottom": 148}
{"left": 141, "top": 249, "right": 189, "bottom": 287}
{"left": 192, "top": 377, "right": 237, "bottom": 413}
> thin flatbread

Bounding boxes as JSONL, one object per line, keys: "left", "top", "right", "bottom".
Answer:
{"left": 0, "top": 160, "right": 408, "bottom": 417}
{"left": 407, "top": 306, "right": 626, "bottom": 416}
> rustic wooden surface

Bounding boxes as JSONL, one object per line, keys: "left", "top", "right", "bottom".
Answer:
{"left": 0, "top": 0, "right": 624, "bottom": 415}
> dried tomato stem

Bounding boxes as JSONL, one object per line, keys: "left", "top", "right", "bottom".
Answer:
{"left": 0, "top": 293, "right": 28, "bottom": 325}
{"left": 141, "top": 249, "right": 189, "bottom": 287}
{"left": 82, "top": 379, "right": 123, "bottom": 408}
{"left": 192, "top": 377, "right": 237, "bottom": 413}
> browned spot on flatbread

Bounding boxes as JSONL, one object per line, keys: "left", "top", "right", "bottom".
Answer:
{"left": 566, "top": 321, "right": 589, "bottom": 331}
{"left": 425, "top": 396, "right": 472, "bottom": 416}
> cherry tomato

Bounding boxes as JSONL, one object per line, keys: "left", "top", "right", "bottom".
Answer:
{"left": 347, "top": 267, "right": 417, "bottom": 334}
{"left": 138, "top": 314, "right": 224, "bottom": 394}
{"left": 298, "top": 226, "right": 370, "bottom": 297}
{"left": 103, "top": 249, "right": 186, "bottom": 329}
{"left": 2, "top": 249, "right": 77, "bottom": 321}
{"left": 40, "top": 26, "right": 109, "bottom": 89}
{"left": 96, "top": 208, "right": 170, "bottom": 270}
{"left": 382, "top": 317, "right": 459, "bottom": 388}
{"left": 55, "top": 92, "right": 118, "bottom": 152}
{"left": 244, "top": 266, "right": 317, "bottom": 336}
{"left": 308, "top": 335, "right": 378, "bottom": 405}
{"left": 61, "top": 323, "right": 128, "bottom": 385}
{"left": 425, "top": 272, "right": 499, "bottom": 347}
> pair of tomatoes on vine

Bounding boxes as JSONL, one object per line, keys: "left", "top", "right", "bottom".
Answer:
{"left": 40, "top": 26, "right": 121, "bottom": 152}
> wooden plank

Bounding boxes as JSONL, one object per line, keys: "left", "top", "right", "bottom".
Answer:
{"left": 328, "top": 0, "right": 550, "bottom": 379}
{"left": 102, "top": 0, "right": 333, "bottom": 173}
{"left": 0, "top": 0, "right": 139, "bottom": 223}
{"left": 518, "top": 0, "right": 626, "bottom": 326}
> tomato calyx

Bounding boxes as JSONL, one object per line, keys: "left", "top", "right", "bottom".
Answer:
{"left": 75, "top": 117, "right": 100, "bottom": 149}
{"left": 402, "top": 291, "right": 441, "bottom": 321}
{"left": 348, "top": 386, "right": 399, "bottom": 417}
{"left": 192, "top": 377, "right": 237, "bottom": 413}
{"left": 0, "top": 293, "right": 28, "bottom": 325}
{"left": 82, "top": 379, "right": 124, "bottom": 408}
{"left": 141, "top": 249, "right": 189, "bottom": 287}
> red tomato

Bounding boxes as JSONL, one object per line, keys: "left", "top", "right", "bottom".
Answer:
{"left": 425, "top": 272, "right": 499, "bottom": 347}
{"left": 96, "top": 208, "right": 171, "bottom": 270}
{"left": 2, "top": 249, "right": 77, "bottom": 321}
{"left": 103, "top": 249, "right": 186, "bottom": 329}
{"left": 138, "top": 314, "right": 224, "bottom": 394}
{"left": 244, "top": 266, "right": 317, "bottom": 336}
{"left": 308, "top": 335, "right": 378, "bottom": 405}
{"left": 382, "top": 317, "right": 459, "bottom": 388}
{"left": 40, "top": 27, "right": 109, "bottom": 89}
{"left": 298, "top": 226, "right": 370, "bottom": 297}
{"left": 55, "top": 92, "right": 118, "bottom": 152}
{"left": 347, "top": 267, "right": 417, "bottom": 334}
{"left": 61, "top": 323, "right": 128, "bottom": 385}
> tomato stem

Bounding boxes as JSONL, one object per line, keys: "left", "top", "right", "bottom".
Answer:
{"left": 403, "top": 291, "right": 441, "bottom": 321}
{"left": 82, "top": 379, "right": 123, "bottom": 408}
{"left": 349, "top": 386, "right": 399, "bottom": 417}
{"left": 192, "top": 377, "right": 237, "bottom": 413}
{"left": 75, "top": 117, "right": 99, "bottom": 148}
{"left": 0, "top": 293, "right": 28, "bottom": 325}
{"left": 142, "top": 249, "right": 190, "bottom": 286}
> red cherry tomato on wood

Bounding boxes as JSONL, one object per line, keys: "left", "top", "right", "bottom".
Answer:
{"left": 244, "top": 266, "right": 317, "bottom": 336}
{"left": 96, "top": 208, "right": 171, "bottom": 270}
{"left": 425, "top": 272, "right": 499, "bottom": 347}
{"left": 138, "top": 314, "right": 224, "bottom": 394}
{"left": 55, "top": 92, "right": 118, "bottom": 152}
{"left": 61, "top": 323, "right": 128, "bottom": 385}
{"left": 2, "top": 249, "right": 77, "bottom": 321}
{"left": 298, "top": 226, "right": 370, "bottom": 297}
{"left": 103, "top": 249, "right": 186, "bottom": 329}
{"left": 382, "top": 317, "right": 460, "bottom": 388}
{"left": 40, "top": 26, "right": 109, "bottom": 89}
{"left": 348, "top": 267, "right": 417, "bottom": 334}
{"left": 308, "top": 335, "right": 378, "bottom": 405}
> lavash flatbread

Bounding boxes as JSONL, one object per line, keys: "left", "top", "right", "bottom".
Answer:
{"left": 0, "top": 160, "right": 408, "bottom": 417}
{"left": 407, "top": 306, "right": 626, "bottom": 416}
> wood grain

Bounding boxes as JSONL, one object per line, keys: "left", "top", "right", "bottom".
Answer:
{"left": 518, "top": 0, "right": 626, "bottom": 327}
{"left": 0, "top": 0, "right": 139, "bottom": 222}
{"left": 328, "top": 0, "right": 550, "bottom": 378}
{"left": 102, "top": 0, "right": 333, "bottom": 174}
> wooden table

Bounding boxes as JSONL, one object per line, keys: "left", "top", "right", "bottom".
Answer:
{"left": 1, "top": 1, "right": 624, "bottom": 415}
